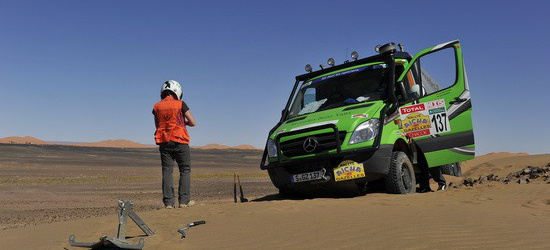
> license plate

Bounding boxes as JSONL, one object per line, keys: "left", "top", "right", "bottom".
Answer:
{"left": 292, "top": 169, "right": 326, "bottom": 183}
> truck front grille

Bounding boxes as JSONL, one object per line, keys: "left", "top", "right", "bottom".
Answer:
{"left": 279, "top": 131, "right": 346, "bottom": 158}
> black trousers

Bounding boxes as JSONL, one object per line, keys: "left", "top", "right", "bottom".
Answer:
{"left": 159, "top": 142, "right": 191, "bottom": 206}
{"left": 419, "top": 165, "right": 447, "bottom": 188}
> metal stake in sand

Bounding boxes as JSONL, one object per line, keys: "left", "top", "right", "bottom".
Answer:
{"left": 237, "top": 174, "right": 248, "bottom": 202}
{"left": 68, "top": 200, "right": 154, "bottom": 250}
{"left": 233, "top": 173, "right": 238, "bottom": 203}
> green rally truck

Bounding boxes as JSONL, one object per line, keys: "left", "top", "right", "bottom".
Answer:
{"left": 260, "top": 40, "right": 475, "bottom": 195}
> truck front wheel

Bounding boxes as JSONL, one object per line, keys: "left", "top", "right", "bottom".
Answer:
{"left": 384, "top": 151, "right": 416, "bottom": 194}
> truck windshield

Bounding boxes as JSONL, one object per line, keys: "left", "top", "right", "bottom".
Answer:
{"left": 287, "top": 65, "right": 388, "bottom": 118}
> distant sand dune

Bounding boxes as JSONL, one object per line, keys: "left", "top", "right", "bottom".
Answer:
{"left": 0, "top": 136, "right": 260, "bottom": 150}
{"left": 0, "top": 136, "right": 48, "bottom": 144}
{"left": 462, "top": 152, "right": 550, "bottom": 178}
{"left": 71, "top": 139, "right": 155, "bottom": 148}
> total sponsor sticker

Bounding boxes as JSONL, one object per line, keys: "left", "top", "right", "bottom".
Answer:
{"left": 334, "top": 160, "right": 366, "bottom": 182}
{"left": 398, "top": 99, "right": 451, "bottom": 138}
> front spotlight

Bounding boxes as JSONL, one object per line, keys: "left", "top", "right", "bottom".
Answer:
{"left": 305, "top": 64, "right": 313, "bottom": 73}
{"left": 351, "top": 51, "right": 359, "bottom": 60}
{"left": 327, "top": 58, "right": 335, "bottom": 67}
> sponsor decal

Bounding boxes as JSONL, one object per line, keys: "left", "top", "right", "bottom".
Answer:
{"left": 406, "top": 129, "right": 430, "bottom": 138}
{"left": 429, "top": 107, "right": 445, "bottom": 115}
{"left": 400, "top": 103, "right": 425, "bottom": 115}
{"left": 351, "top": 113, "right": 368, "bottom": 118}
{"left": 399, "top": 99, "right": 451, "bottom": 138}
{"left": 402, "top": 113, "right": 431, "bottom": 132}
{"left": 311, "top": 66, "right": 369, "bottom": 84}
{"left": 333, "top": 160, "right": 366, "bottom": 182}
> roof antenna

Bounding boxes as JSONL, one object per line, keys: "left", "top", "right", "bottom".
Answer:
{"left": 398, "top": 43, "right": 405, "bottom": 52}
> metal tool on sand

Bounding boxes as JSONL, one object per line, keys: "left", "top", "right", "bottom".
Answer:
{"left": 177, "top": 221, "right": 206, "bottom": 239}
{"left": 69, "top": 200, "right": 154, "bottom": 249}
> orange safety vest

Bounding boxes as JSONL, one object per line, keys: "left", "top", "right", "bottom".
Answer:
{"left": 153, "top": 96, "right": 190, "bottom": 145}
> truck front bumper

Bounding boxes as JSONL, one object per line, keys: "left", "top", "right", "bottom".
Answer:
{"left": 264, "top": 145, "right": 394, "bottom": 190}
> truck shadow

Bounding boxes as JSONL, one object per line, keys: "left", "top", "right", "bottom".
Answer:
{"left": 252, "top": 192, "right": 362, "bottom": 202}
{"left": 252, "top": 180, "right": 392, "bottom": 202}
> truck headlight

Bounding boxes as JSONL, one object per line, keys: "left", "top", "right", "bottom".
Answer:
{"left": 348, "top": 119, "right": 380, "bottom": 145}
{"left": 267, "top": 139, "right": 278, "bottom": 158}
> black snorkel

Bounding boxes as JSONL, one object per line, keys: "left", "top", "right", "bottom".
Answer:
{"left": 377, "top": 43, "right": 399, "bottom": 116}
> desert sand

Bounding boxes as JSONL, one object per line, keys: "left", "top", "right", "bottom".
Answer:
{"left": 0, "top": 144, "right": 549, "bottom": 249}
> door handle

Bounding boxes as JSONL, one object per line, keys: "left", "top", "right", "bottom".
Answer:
{"left": 449, "top": 98, "right": 467, "bottom": 105}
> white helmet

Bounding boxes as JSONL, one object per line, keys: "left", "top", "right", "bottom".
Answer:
{"left": 161, "top": 80, "right": 183, "bottom": 100}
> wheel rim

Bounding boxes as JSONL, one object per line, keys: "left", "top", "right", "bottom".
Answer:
{"left": 400, "top": 163, "right": 412, "bottom": 192}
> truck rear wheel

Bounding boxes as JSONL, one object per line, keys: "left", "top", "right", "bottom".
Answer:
{"left": 384, "top": 151, "right": 416, "bottom": 194}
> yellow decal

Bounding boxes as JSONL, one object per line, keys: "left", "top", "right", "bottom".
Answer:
{"left": 334, "top": 160, "right": 365, "bottom": 182}
{"left": 401, "top": 113, "right": 430, "bottom": 133}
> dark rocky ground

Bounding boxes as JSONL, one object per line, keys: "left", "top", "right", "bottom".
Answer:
{"left": 0, "top": 144, "right": 275, "bottom": 230}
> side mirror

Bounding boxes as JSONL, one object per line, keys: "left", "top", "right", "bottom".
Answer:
{"left": 281, "top": 109, "right": 286, "bottom": 117}
{"left": 409, "top": 85, "right": 421, "bottom": 99}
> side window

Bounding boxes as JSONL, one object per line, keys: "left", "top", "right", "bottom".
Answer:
{"left": 418, "top": 47, "right": 457, "bottom": 95}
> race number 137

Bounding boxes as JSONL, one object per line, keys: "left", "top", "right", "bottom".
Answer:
{"left": 430, "top": 113, "right": 449, "bottom": 133}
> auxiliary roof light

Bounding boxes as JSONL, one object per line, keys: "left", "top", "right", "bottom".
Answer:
{"left": 319, "top": 64, "right": 325, "bottom": 70}
{"left": 376, "top": 43, "right": 397, "bottom": 54}
{"left": 351, "top": 51, "right": 359, "bottom": 60}
{"left": 305, "top": 64, "right": 313, "bottom": 73}
{"left": 327, "top": 58, "right": 335, "bottom": 67}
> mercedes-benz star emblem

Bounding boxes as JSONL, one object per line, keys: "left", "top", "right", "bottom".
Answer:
{"left": 303, "top": 137, "right": 318, "bottom": 153}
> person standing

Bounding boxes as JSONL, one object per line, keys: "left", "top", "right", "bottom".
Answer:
{"left": 153, "top": 80, "right": 196, "bottom": 209}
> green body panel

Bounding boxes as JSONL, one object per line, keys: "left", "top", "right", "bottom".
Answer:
{"left": 424, "top": 144, "right": 475, "bottom": 166}
{"left": 268, "top": 101, "right": 386, "bottom": 162}
{"left": 379, "top": 120, "right": 407, "bottom": 148}
{"left": 398, "top": 42, "right": 475, "bottom": 167}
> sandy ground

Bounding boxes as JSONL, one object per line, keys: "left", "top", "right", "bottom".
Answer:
{"left": 1, "top": 144, "right": 549, "bottom": 249}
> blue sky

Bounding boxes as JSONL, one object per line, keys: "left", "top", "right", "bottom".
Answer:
{"left": 0, "top": 0, "right": 549, "bottom": 154}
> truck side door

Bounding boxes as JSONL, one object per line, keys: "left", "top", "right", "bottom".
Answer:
{"left": 398, "top": 40, "right": 475, "bottom": 167}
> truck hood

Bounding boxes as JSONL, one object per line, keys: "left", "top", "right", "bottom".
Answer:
{"left": 272, "top": 101, "right": 386, "bottom": 139}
